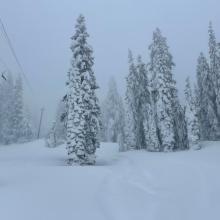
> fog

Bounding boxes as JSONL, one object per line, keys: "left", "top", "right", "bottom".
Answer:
{"left": 0, "top": 0, "right": 219, "bottom": 132}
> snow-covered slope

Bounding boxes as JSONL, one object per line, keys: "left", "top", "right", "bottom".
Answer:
{"left": 0, "top": 140, "right": 220, "bottom": 220}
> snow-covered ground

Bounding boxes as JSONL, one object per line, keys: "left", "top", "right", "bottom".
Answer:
{"left": 0, "top": 140, "right": 220, "bottom": 220}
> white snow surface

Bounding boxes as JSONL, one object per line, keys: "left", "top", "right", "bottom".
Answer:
{"left": 0, "top": 140, "right": 220, "bottom": 220}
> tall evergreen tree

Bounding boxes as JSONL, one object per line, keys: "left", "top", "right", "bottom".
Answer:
{"left": 135, "top": 56, "right": 150, "bottom": 149}
{"left": 184, "top": 77, "right": 200, "bottom": 148}
{"left": 12, "top": 76, "right": 24, "bottom": 142}
{"left": 217, "top": 42, "right": 220, "bottom": 71}
{"left": 0, "top": 79, "right": 4, "bottom": 142}
{"left": 1, "top": 73, "right": 14, "bottom": 144}
{"left": 196, "top": 53, "right": 215, "bottom": 140}
{"left": 143, "top": 96, "right": 160, "bottom": 151}
{"left": 45, "top": 121, "right": 57, "bottom": 148}
{"left": 125, "top": 51, "right": 150, "bottom": 150}
{"left": 208, "top": 22, "right": 220, "bottom": 139}
{"left": 101, "top": 77, "right": 125, "bottom": 144}
{"left": 66, "top": 15, "right": 101, "bottom": 165}
{"left": 124, "top": 51, "right": 136, "bottom": 150}
{"left": 208, "top": 22, "right": 219, "bottom": 91}
{"left": 148, "top": 28, "right": 188, "bottom": 151}
{"left": 22, "top": 113, "right": 33, "bottom": 142}
{"left": 0, "top": 74, "right": 34, "bottom": 144}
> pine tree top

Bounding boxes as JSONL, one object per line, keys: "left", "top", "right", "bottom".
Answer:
{"left": 208, "top": 21, "right": 217, "bottom": 58}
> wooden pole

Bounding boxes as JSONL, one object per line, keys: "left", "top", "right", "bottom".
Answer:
{"left": 37, "top": 108, "right": 44, "bottom": 139}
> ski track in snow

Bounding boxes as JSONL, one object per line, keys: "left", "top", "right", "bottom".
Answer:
{"left": 0, "top": 140, "right": 220, "bottom": 220}
{"left": 96, "top": 155, "right": 158, "bottom": 220}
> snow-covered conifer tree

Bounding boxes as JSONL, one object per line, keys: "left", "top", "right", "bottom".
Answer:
{"left": 22, "top": 114, "right": 33, "bottom": 142}
{"left": 125, "top": 51, "right": 150, "bottom": 150}
{"left": 12, "top": 76, "right": 24, "bottom": 142}
{"left": 0, "top": 74, "right": 33, "bottom": 144}
{"left": 197, "top": 53, "right": 218, "bottom": 140}
{"left": 207, "top": 22, "right": 220, "bottom": 139}
{"left": 124, "top": 105, "right": 135, "bottom": 151}
{"left": 196, "top": 53, "right": 214, "bottom": 140}
{"left": 101, "top": 77, "right": 125, "bottom": 144}
{"left": 209, "top": 22, "right": 219, "bottom": 93}
{"left": 124, "top": 50, "right": 137, "bottom": 150}
{"left": 217, "top": 42, "right": 220, "bottom": 73}
{"left": 66, "top": 15, "right": 101, "bottom": 165}
{"left": 184, "top": 77, "right": 200, "bottom": 148}
{"left": 45, "top": 121, "right": 57, "bottom": 148}
{"left": 134, "top": 56, "right": 150, "bottom": 149}
{"left": 0, "top": 80, "right": 4, "bottom": 143}
{"left": 144, "top": 101, "right": 160, "bottom": 151}
{"left": 1, "top": 73, "right": 15, "bottom": 144}
{"left": 148, "top": 28, "right": 188, "bottom": 151}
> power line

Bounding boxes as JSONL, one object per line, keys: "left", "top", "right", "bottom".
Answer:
{"left": 0, "top": 56, "right": 12, "bottom": 73}
{"left": 0, "top": 57, "right": 13, "bottom": 81}
{"left": 0, "top": 17, "right": 33, "bottom": 92}
{"left": 0, "top": 18, "right": 47, "bottom": 135}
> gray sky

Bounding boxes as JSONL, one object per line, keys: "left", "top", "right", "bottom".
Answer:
{"left": 0, "top": 0, "right": 220, "bottom": 131}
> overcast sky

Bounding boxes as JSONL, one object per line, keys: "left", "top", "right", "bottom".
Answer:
{"left": 0, "top": 0, "right": 220, "bottom": 131}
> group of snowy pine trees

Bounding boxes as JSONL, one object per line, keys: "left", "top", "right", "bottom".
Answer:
{"left": 61, "top": 15, "right": 220, "bottom": 165}
{"left": 123, "top": 29, "right": 188, "bottom": 152}
{"left": 101, "top": 23, "right": 220, "bottom": 153}
{"left": 123, "top": 23, "right": 220, "bottom": 152}
{"left": 185, "top": 23, "right": 220, "bottom": 144}
{"left": 0, "top": 73, "right": 33, "bottom": 144}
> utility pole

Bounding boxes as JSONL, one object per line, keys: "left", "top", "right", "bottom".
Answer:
{"left": 37, "top": 108, "right": 44, "bottom": 139}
